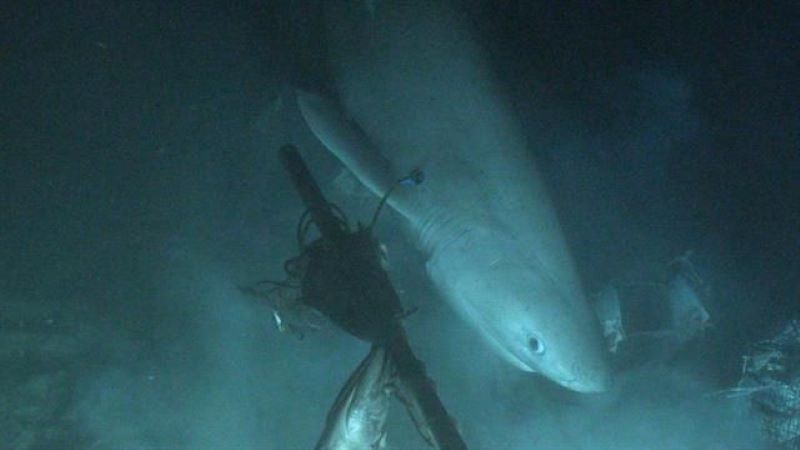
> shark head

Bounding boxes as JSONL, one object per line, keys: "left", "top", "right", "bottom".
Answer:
{"left": 428, "top": 227, "right": 612, "bottom": 393}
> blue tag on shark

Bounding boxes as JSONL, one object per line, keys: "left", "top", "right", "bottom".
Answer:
{"left": 399, "top": 169, "right": 425, "bottom": 187}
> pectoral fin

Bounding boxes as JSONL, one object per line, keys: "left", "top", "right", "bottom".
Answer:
{"left": 296, "top": 90, "right": 419, "bottom": 220}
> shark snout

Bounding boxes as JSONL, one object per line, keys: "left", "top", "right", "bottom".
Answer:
{"left": 562, "top": 360, "right": 613, "bottom": 393}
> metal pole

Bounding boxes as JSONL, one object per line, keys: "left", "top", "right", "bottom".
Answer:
{"left": 278, "top": 144, "right": 469, "bottom": 449}
{"left": 279, "top": 144, "right": 347, "bottom": 242}
{"left": 389, "top": 329, "right": 469, "bottom": 449}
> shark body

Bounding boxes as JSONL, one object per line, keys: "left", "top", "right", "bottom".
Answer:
{"left": 298, "top": 0, "right": 610, "bottom": 392}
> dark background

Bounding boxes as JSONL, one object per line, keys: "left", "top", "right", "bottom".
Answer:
{"left": 1, "top": 1, "right": 797, "bottom": 448}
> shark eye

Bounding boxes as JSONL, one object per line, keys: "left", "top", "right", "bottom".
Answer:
{"left": 529, "top": 336, "right": 545, "bottom": 355}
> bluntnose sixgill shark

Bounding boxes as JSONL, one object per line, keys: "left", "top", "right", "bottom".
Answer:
{"left": 297, "top": 0, "right": 611, "bottom": 393}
